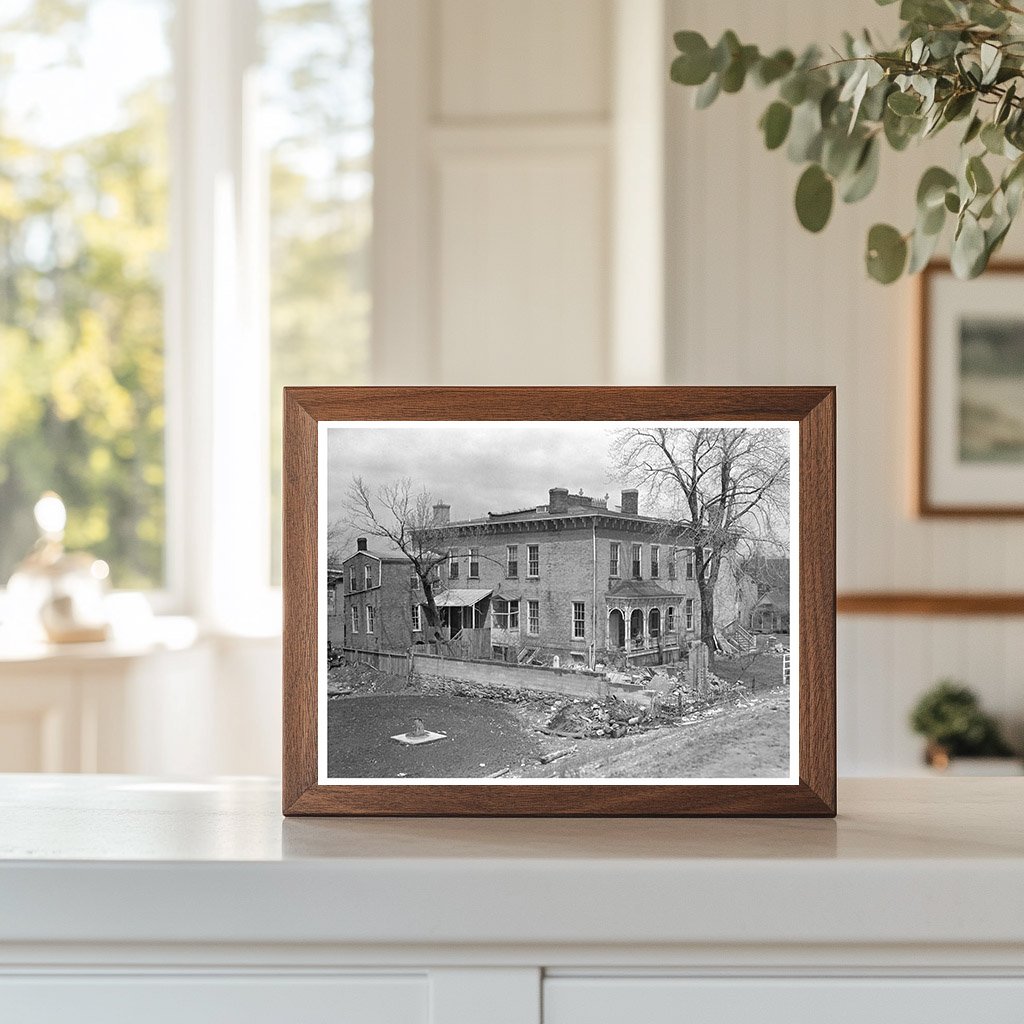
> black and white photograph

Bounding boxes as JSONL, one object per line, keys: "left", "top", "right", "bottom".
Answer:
{"left": 319, "top": 421, "right": 797, "bottom": 784}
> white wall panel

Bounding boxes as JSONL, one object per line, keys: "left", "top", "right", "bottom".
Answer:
{"left": 437, "top": 151, "right": 608, "bottom": 383}
{"left": 665, "top": 0, "right": 1024, "bottom": 773}
{"left": 438, "top": 0, "right": 611, "bottom": 120}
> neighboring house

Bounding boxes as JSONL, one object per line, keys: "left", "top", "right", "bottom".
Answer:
{"left": 736, "top": 555, "right": 791, "bottom": 633}
{"left": 749, "top": 589, "right": 790, "bottom": 634}
{"left": 417, "top": 487, "right": 702, "bottom": 667}
{"left": 340, "top": 538, "right": 416, "bottom": 653}
{"left": 326, "top": 567, "right": 345, "bottom": 647}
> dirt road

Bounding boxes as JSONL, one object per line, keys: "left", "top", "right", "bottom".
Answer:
{"left": 521, "top": 687, "right": 791, "bottom": 779}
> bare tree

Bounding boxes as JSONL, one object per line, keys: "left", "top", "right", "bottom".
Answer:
{"left": 326, "top": 518, "right": 355, "bottom": 568}
{"left": 345, "top": 477, "right": 458, "bottom": 638}
{"left": 612, "top": 428, "right": 790, "bottom": 660}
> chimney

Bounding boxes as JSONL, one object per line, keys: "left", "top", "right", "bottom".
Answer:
{"left": 548, "top": 487, "right": 569, "bottom": 515}
{"left": 621, "top": 489, "right": 639, "bottom": 515}
{"left": 432, "top": 502, "right": 450, "bottom": 527}
{"left": 357, "top": 537, "right": 368, "bottom": 552}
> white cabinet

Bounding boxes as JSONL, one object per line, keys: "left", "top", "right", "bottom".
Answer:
{"left": 544, "top": 977, "right": 1024, "bottom": 1024}
{"left": 0, "top": 975, "right": 428, "bottom": 1024}
{"left": 2, "top": 777, "right": 1023, "bottom": 1024}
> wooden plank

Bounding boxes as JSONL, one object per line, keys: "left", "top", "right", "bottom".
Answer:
{"left": 838, "top": 592, "right": 1024, "bottom": 616}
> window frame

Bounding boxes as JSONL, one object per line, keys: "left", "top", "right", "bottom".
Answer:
{"left": 685, "top": 598, "right": 694, "bottom": 631}
{"left": 527, "top": 543, "right": 540, "bottom": 579}
{"left": 469, "top": 547, "right": 479, "bottom": 578}
{"left": 365, "top": 604, "right": 375, "bottom": 634}
{"left": 351, "top": 605, "right": 359, "bottom": 633}
{"left": 448, "top": 549, "right": 459, "bottom": 580}
{"left": 506, "top": 544, "right": 518, "bottom": 579}
{"left": 609, "top": 541, "right": 620, "bottom": 578}
{"left": 631, "top": 543, "right": 642, "bottom": 579}
{"left": 650, "top": 544, "right": 660, "bottom": 579}
{"left": 411, "top": 604, "right": 421, "bottom": 632}
{"left": 572, "top": 600, "right": 586, "bottom": 641}
{"left": 527, "top": 599, "right": 540, "bottom": 636}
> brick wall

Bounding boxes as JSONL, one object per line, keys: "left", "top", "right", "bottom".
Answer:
{"left": 445, "top": 524, "right": 701, "bottom": 657}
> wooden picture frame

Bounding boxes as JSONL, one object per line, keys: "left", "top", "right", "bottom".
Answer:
{"left": 283, "top": 387, "right": 836, "bottom": 817}
{"left": 917, "top": 260, "right": 1024, "bottom": 517}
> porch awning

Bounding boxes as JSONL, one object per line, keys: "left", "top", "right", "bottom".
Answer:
{"left": 430, "top": 589, "right": 492, "bottom": 608}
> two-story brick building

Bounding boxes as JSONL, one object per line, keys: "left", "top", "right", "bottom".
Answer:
{"left": 337, "top": 538, "right": 417, "bottom": 653}
{"left": 418, "top": 487, "right": 703, "bottom": 668}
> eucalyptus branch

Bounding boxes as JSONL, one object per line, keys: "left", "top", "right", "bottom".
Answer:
{"left": 671, "top": 0, "right": 1024, "bottom": 282}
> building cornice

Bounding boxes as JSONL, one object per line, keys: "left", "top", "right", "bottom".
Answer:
{"left": 420, "top": 515, "right": 693, "bottom": 540}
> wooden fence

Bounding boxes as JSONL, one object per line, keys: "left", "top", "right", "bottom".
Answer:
{"left": 340, "top": 647, "right": 410, "bottom": 677}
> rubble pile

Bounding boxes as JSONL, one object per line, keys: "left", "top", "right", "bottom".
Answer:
{"left": 545, "top": 697, "right": 652, "bottom": 739}
{"left": 326, "top": 662, "right": 389, "bottom": 696}
{"left": 415, "top": 676, "right": 566, "bottom": 707}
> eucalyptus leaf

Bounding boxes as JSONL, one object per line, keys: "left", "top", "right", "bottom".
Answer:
{"left": 962, "top": 115, "right": 983, "bottom": 145}
{"left": 967, "top": 154, "right": 995, "bottom": 195}
{"left": 866, "top": 223, "right": 908, "bottom": 283}
{"left": 822, "top": 128, "right": 863, "bottom": 178}
{"left": 760, "top": 101, "right": 793, "bottom": 150}
{"left": 996, "top": 82, "right": 1017, "bottom": 124}
{"left": 970, "top": 2, "right": 1009, "bottom": 29}
{"left": 888, "top": 90, "right": 921, "bottom": 115}
{"left": 694, "top": 73, "right": 721, "bottom": 109}
{"left": 951, "top": 212, "right": 987, "bottom": 278}
{"left": 721, "top": 45, "right": 758, "bottom": 93}
{"left": 920, "top": 199, "right": 946, "bottom": 235}
{"left": 754, "top": 49, "right": 795, "bottom": 87}
{"left": 779, "top": 73, "right": 808, "bottom": 106}
{"left": 980, "top": 41, "right": 1002, "bottom": 86}
{"left": 942, "top": 91, "right": 974, "bottom": 122}
{"left": 710, "top": 31, "right": 740, "bottom": 73}
{"left": 795, "top": 164, "right": 834, "bottom": 232}
{"left": 981, "top": 121, "right": 1006, "bottom": 155}
{"left": 917, "top": 166, "right": 957, "bottom": 210}
{"left": 787, "top": 100, "right": 823, "bottom": 162}
{"left": 908, "top": 221, "right": 942, "bottom": 273}
{"left": 842, "top": 137, "right": 881, "bottom": 203}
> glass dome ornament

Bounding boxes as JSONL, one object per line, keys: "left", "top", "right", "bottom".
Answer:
{"left": 5, "top": 492, "right": 111, "bottom": 644}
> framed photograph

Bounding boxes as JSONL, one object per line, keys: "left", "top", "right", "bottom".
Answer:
{"left": 918, "top": 261, "right": 1024, "bottom": 516}
{"left": 283, "top": 387, "right": 835, "bottom": 816}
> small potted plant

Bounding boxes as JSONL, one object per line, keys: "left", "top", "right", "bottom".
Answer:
{"left": 910, "top": 680, "right": 1020, "bottom": 773}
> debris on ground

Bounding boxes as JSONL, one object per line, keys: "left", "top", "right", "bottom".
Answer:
{"left": 326, "top": 661, "right": 390, "bottom": 696}
{"left": 539, "top": 746, "right": 577, "bottom": 764}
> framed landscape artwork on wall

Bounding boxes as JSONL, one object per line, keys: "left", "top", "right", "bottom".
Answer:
{"left": 282, "top": 387, "right": 836, "bottom": 816}
{"left": 918, "top": 262, "right": 1024, "bottom": 517}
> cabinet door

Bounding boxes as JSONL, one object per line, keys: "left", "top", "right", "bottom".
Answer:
{"left": 544, "top": 977, "right": 1024, "bottom": 1024}
{"left": 0, "top": 974, "right": 428, "bottom": 1024}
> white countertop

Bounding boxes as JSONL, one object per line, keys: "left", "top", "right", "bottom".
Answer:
{"left": 1, "top": 775, "right": 1022, "bottom": 952}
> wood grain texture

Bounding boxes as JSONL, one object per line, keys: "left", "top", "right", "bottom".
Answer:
{"left": 282, "top": 391, "right": 319, "bottom": 813}
{"left": 838, "top": 592, "right": 1024, "bottom": 616}
{"left": 916, "top": 260, "right": 1024, "bottom": 518}
{"left": 282, "top": 387, "right": 836, "bottom": 817}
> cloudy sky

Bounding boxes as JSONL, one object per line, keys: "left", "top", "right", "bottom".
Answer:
{"left": 326, "top": 424, "right": 628, "bottom": 531}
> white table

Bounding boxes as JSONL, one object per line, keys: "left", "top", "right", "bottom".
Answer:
{"left": 1, "top": 776, "right": 1022, "bottom": 1023}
